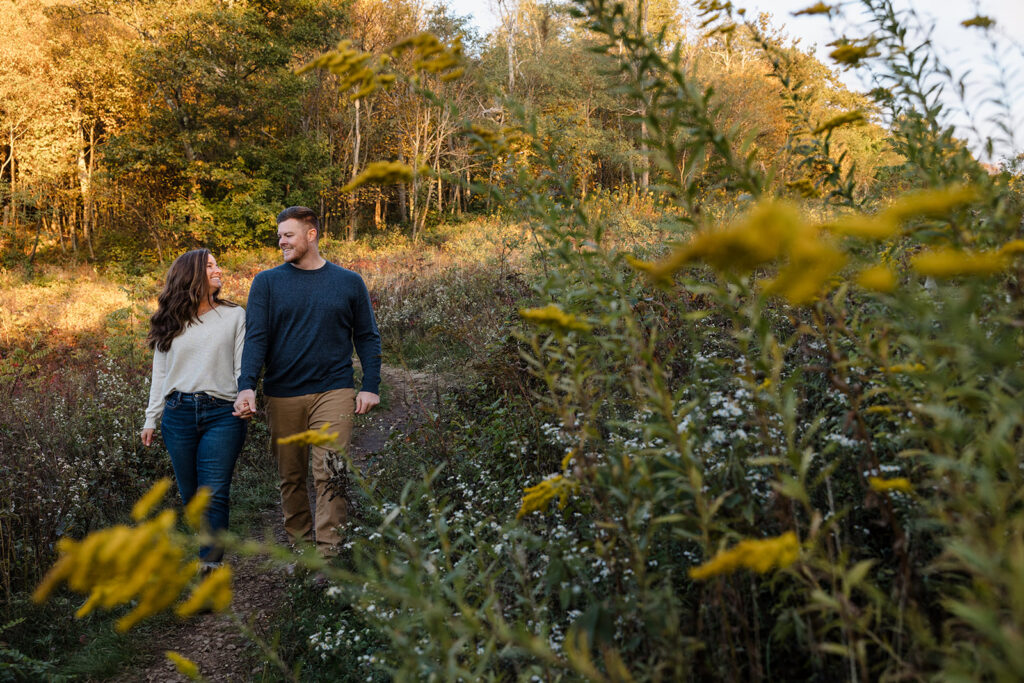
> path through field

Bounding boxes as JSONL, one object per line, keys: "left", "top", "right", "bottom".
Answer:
{"left": 114, "top": 366, "right": 444, "bottom": 682}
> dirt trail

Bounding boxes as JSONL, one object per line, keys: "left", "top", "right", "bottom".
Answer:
{"left": 114, "top": 365, "right": 445, "bottom": 682}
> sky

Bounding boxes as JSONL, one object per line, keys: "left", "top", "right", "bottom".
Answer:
{"left": 441, "top": 0, "right": 1024, "bottom": 163}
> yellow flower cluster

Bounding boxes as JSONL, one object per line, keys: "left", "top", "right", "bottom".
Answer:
{"left": 812, "top": 111, "right": 865, "bottom": 135}
{"left": 393, "top": 32, "right": 465, "bottom": 82}
{"left": 856, "top": 265, "right": 897, "bottom": 293}
{"left": 176, "top": 564, "right": 233, "bottom": 617}
{"left": 828, "top": 40, "right": 878, "bottom": 67}
{"left": 469, "top": 124, "right": 527, "bottom": 157}
{"left": 793, "top": 2, "right": 834, "bottom": 16}
{"left": 689, "top": 531, "right": 800, "bottom": 580}
{"left": 341, "top": 161, "right": 417, "bottom": 194}
{"left": 828, "top": 185, "right": 979, "bottom": 241}
{"left": 185, "top": 487, "right": 212, "bottom": 530}
{"left": 867, "top": 476, "right": 913, "bottom": 494}
{"left": 519, "top": 304, "right": 593, "bottom": 333}
{"left": 297, "top": 40, "right": 395, "bottom": 101}
{"left": 277, "top": 423, "right": 341, "bottom": 447}
{"left": 961, "top": 15, "right": 995, "bottom": 29}
{"left": 32, "top": 479, "right": 232, "bottom": 632}
{"left": 517, "top": 474, "right": 579, "bottom": 519}
{"left": 629, "top": 201, "right": 845, "bottom": 305}
{"left": 165, "top": 651, "right": 201, "bottom": 680}
{"left": 883, "top": 363, "right": 926, "bottom": 373}
{"left": 910, "top": 247, "right": 1005, "bottom": 278}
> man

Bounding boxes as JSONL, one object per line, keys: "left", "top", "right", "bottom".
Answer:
{"left": 234, "top": 206, "right": 381, "bottom": 559}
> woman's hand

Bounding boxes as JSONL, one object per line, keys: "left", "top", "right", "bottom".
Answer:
{"left": 141, "top": 428, "right": 155, "bottom": 446}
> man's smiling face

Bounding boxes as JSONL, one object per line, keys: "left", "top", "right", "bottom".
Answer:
{"left": 277, "top": 218, "right": 316, "bottom": 264}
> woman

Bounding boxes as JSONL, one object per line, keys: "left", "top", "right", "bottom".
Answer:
{"left": 141, "top": 249, "right": 247, "bottom": 571}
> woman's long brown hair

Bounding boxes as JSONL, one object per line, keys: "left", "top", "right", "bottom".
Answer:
{"left": 146, "top": 249, "right": 236, "bottom": 352}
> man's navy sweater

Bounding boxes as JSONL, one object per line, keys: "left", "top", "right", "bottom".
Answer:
{"left": 238, "top": 262, "right": 381, "bottom": 397}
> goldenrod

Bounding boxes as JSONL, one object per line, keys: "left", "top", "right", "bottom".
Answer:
{"left": 689, "top": 532, "right": 800, "bottom": 580}
{"left": 176, "top": 565, "right": 233, "bottom": 617}
{"left": 961, "top": 15, "right": 995, "bottom": 29}
{"left": 33, "top": 488, "right": 207, "bottom": 632}
{"left": 632, "top": 201, "right": 805, "bottom": 284}
{"left": 341, "top": 161, "right": 416, "bottom": 193}
{"left": 517, "top": 475, "right": 579, "bottom": 519}
{"left": 884, "top": 185, "right": 979, "bottom": 223}
{"left": 794, "top": 2, "right": 834, "bottom": 16}
{"left": 519, "top": 304, "right": 592, "bottom": 333}
{"left": 826, "top": 214, "right": 899, "bottom": 240}
{"left": 999, "top": 239, "right": 1024, "bottom": 256}
{"left": 883, "top": 363, "right": 926, "bottom": 373}
{"left": 277, "top": 423, "right": 340, "bottom": 447}
{"left": 165, "top": 651, "right": 201, "bottom": 680}
{"left": 185, "top": 487, "right": 212, "bottom": 531}
{"left": 813, "top": 111, "right": 865, "bottom": 135}
{"left": 868, "top": 476, "right": 913, "bottom": 494}
{"left": 761, "top": 234, "right": 846, "bottom": 305}
{"left": 132, "top": 478, "right": 173, "bottom": 522}
{"left": 856, "top": 265, "right": 897, "bottom": 293}
{"left": 910, "top": 247, "right": 1005, "bottom": 278}
{"left": 829, "top": 43, "right": 876, "bottom": 67}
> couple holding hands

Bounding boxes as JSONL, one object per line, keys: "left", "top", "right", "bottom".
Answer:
{"left": 140, "top": 206, "right": 382, "bottom": 571}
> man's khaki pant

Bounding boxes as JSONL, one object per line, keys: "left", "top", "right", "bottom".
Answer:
{"left": 266, "top": 388, "right": 356, "bottom": 557}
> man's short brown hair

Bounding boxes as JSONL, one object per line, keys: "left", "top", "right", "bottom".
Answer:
{"left": 276, "top": 206, "right": 320, "bottom": 239}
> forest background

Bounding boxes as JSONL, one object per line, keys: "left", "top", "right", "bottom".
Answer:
{"left": 2, "top": 0, "right": 1024, "bottom": 680}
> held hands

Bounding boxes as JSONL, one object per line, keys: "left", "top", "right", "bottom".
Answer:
{"left": 356, "top": 391, "right": 380, "bottom": 414}
{"left": 233, "top": 389, "right": 257, "bottom": 420}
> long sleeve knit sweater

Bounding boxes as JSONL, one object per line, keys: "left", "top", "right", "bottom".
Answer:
{"left": 144, "top": 305, "right": 246, "bottom": 429}
{"left": 238, "top": 262, "right": 381, "bottom": 397}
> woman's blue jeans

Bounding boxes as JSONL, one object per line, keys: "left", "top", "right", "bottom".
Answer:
{"left": 161, "top": 391, "right": 247, "bottom": 562}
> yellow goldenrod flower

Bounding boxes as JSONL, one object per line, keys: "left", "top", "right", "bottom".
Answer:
{"left": 865, "top": 405, "right": 893, "bottom": 414}
{"left": 867, "top": 476, "right": 913, "bottom": 494}
{"left": 633, "top": 201, "right": 807, "bottom": 284}
{"left": 812, "top": 111, "right": 865, "bottom": 135}
{"left": 132, "top": 478, "right": 173, "bottom": 522}
{"left": 184, "top": 487, "right": 212, "bottom": 531}
{"left": 392, "top": 32, "right": 465, "bottom": 78}
{"left": 793, "top": 2, "right": 834, "bottom": 16}
{"left": 298, "top": 40, "right": 393, "bottom": 101}
{"left": 856, "top": 265, "right": 897, "bottom": 293}
{"left": 176, "top": 565, "right": 233, "bottom": 617}
{"left": 826, "top": 214, "right": 900, "bottom": 240}
{"left": 910, "top": 247, "right": 1005, "bottom": 278}
{"left": 517, "top": 475, "right": 579, "bottom": 519}
{"left": 761, "top": 236, "right": 847, "bottom": 306}
{"left": 519, "top": 304, "right": 592, "bottom": 333}
{"left": 999, "top": 239, "right": 1024, "bottom": 256}
{"left": 341, "top": 161, "right": 416, "bottom": 193}
{"left": 961, "top": 15, "right": 995, "bottom": 29}
{"left": 277, "top": 423, "right": 340, "bottom": 447}
{"left": 33, "top": 488, "right": 204, "bottom": 632}
{"left": 884, "top": 185, "right": 979, "bottom": 223}
{"left": 689, "top": 531, "right": 800, "bottom": 580}
{"left": 828, "top": 42, "right": 876, "bottom": 67}
{"left": 166, "top": 651, "right": 201, "bottom": 680}
{"left": 883, "top": 363, "right": 926, "bottom": 373}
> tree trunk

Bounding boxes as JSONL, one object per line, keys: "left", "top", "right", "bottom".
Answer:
{"left": 9, "top": 125, "right": 16, "bottom": 231}
{"left": 397, "top": 152, "right": 409, "bottom": 224}
{"left": 348, "top": 99, "right": 361, "bottom": 241}
{"left": 77, "top": 120, "right": 97, "bottom": 259}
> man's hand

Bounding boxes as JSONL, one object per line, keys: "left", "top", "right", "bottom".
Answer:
{"left": 141, "top": 428, "right": 155, "bottom": 446}
{"left": 233, "top": 389, "right": 257, "bottom": 419}
{"left": 355, "top": 391, "right": 380, "bottom": 414}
